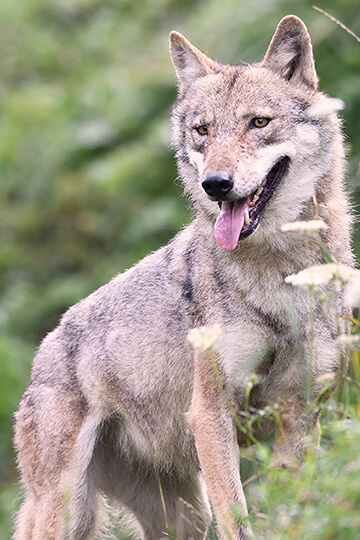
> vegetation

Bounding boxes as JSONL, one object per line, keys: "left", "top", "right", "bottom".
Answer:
{"left": 0, "top": 0, "right": 359, "bottom": 538}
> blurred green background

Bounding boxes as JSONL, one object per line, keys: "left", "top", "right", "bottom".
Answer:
{"left": 0, "top": 0, "right": 359, "bottom": 538}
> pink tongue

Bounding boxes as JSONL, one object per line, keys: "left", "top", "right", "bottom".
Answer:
{"left": 214, "top": 198, "right": 250, "bottom": 250}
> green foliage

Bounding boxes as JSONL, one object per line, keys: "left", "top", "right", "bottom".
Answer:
{"left": 242, "top": 416, "right": 360, "bottom": 540}
{"left": 0, "top": 0, "right": 359, "bottom": 538}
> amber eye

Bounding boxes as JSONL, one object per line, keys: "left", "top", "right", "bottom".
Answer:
{"left": 196, "top": 125, "right": 208, "bottom": 136}
{"left": 252, "top": 117, "right": 270, "bottom": 128}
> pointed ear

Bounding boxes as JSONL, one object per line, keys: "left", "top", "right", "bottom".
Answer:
{"left": 262, "top": 15, "right": 318, "bottom": 89}
{"left": 169, "top": 31, "right": 216, "bottom": 89}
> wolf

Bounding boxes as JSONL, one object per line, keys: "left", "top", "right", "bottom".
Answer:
{"left": 14, "top": 15, "right": 352, "bottom": 540}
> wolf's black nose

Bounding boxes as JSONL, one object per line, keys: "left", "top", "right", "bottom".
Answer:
{"left": 202, "top": 172, "right": 234, "bottom": 200}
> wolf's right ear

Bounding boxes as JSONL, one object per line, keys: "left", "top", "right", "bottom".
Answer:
{"left": 169, "top": 32, "right": 216, "bottom": 90}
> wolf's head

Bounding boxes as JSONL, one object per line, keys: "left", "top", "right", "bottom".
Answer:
{"left": 170, "top": 16, "right": 345, "bottom": 250}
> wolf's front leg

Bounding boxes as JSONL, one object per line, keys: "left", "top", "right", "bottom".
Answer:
{"left": 272, "top": 396, "right": 321, "bottom": 468}
{"left": 188, "top": 349, "right": 253, "bottom": 540}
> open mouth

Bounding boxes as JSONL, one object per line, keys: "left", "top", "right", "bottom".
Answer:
{"left": 214, "top": 156, "right": 290, "bottom": 250}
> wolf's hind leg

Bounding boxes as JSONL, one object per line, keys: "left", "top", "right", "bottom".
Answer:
{"left": 130, "top": 472, "right": 212, "bottom": 540}
{"left": 14, "top": 387, "right": 87, "bottom": 539}
{"left": 13, "top": 496, "right": 35, "bottom": 540}
{"left": 96, "top": 436, "right": 212, "bottom": 540}
{"left": 273, "top": 398, "right": 321, "bottom": 468}
{"left": 14, "top": 491, "right": 68, "bottom": 540}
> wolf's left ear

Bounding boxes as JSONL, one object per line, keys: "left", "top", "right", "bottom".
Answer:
{"left": 169, "top": 32, "right": 216, "bottom": 90}
{"left": 262, "top": 15, "right": 318, "bottom": 89}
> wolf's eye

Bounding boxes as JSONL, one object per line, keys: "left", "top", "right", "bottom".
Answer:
{"left": 196, "top": 125, "right": 208, "bottom": 136}
{"left": 252, "top": 118, "right": 270, "bottom": 128}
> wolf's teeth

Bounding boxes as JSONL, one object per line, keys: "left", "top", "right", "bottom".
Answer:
{"left": 249, "top": 186, "right": 263, "bottom": 207}
{"left": 244, "top": 210, "right": 250, "bottom": 226}
{"left": 261, "top": 178, "right": 267, "bottom": 187}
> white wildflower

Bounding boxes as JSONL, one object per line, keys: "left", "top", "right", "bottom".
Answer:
{"left": 285, "top": 263, "right": 360, "bottom": 288}
{"left": 281, "top": 219, "right": 328, "bottom": 232}
{"left": 344, "top": 277, "right": 360, "bottom": 308}
{"left": 335, "top": 334, "right": 360, "bottom": 348}
{"left": 187, "top": 324, "right": 222, "bottom": 351}
{"left": 316, "top": 372, "right": 337, "bottom": 383}
{"left": 335, "top": 265, "right": 360, "bottom": 282}
{"left": 307, "top": 97, "right": 345, "bottom": 118}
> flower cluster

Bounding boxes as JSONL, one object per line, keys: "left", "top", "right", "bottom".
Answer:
{"left": 344, "top": 278, "right": 360, "bottom": 309}
{"left": 281, "top": 219, "right": 328, "bottom": 233}
{"left": 187, "top": 324, "right": 222, "bottom": 351}
{"left": 285, "top": 263, "right": 360, "bottom": 289}
{"left": 335, "top": 334, "right": 360, "bottom": 348}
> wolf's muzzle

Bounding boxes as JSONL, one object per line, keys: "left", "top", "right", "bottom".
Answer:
{"left": 202, "top": 171, "right": 233, "bottom": 200}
